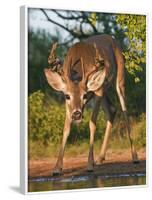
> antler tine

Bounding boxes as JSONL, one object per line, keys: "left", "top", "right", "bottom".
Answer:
{"left": 80, "top": 43, "right": 104, "bottom": 84}
{"left": 80, "top": 56, "right": 97, "bottom": 83}
{"left": 48, "top": 42, "right": 58, "bottom": 66}
{"left": 94, "top": 43, "right": 100, "bottom": 61}
{"left": 80, "top": 57, "right": 85, "bottom": 82}
{"left": 93, "top": 43, "right": 104, "bottom": 69}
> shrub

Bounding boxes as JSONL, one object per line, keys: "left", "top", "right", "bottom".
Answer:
{"left": 28, "top": 90, "right": 65, "bottom": 144}
{"left": 108, "top": 112, "right": 146, "bottom": 150}
{"left": 134, "top": 113, "right": 146, "bottom": 148}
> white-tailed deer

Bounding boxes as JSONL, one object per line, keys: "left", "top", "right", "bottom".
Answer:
{"left": 44, "top": 34, "right": 139, "bottom": 175}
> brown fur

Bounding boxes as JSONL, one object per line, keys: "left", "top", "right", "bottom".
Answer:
{"left": 62, "top": 34, "right": 124, "bottom": 92}
{"left": 44, "top": 34, "right": 138, "bottom": 175}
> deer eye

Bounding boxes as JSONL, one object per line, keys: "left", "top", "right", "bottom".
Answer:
{"left": 65, "top": 94, "right": 70, "bottom": 100}
{"left": 83, "top": 94, "right": 87, "bottom": 99}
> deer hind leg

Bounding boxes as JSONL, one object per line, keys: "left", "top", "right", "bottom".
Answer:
{"left": 87, "top": 96, "right": 101, "bottom": 171}
{"left": 116, "top": 79, "right": 139, "bottom": 163}
{"left": 53, "top": 116, "right": 71, "bottom": 175}
{"left": 96, "top": 95, "right": 116, "bottom": 164}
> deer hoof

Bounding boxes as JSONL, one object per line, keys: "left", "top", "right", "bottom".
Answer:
{"left": 132, "top": 153, "right": 139, "bottom": 164}
{"left": 87, "top": 164, "right": 94, "bottom": 172}
{"left": 52, "top": 168, "right": 62, "bottom": 176}
{"left": 132, "top": 157, "right": 140, "bottom": 164}
{"left": 95, "top": 156, "right": 105, "bottom": 165}
{"left": 133, "top": 160, "right": 140, "bottom": 164}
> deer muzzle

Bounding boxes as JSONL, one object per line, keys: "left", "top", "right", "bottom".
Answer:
{"left": 72, "top": 110, "right": 82, "bottom": 121}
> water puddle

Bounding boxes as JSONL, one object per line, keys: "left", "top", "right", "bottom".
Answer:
{"left": 28, "top": 173, "right": 146, "bottom": 192}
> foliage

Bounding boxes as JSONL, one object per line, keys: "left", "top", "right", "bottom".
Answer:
{"left": 28, "top": 90, "right": 106, "bottom": 145}
{"left": 28, "top": 29, "right": 51, "bottom": 93}
{"left": 88, "top": 13, "right": 97, "bottom": 26}
{"left": 28, "top": 29, "right": 67, "bottom": 94}
{"left": 125, "top": 69, "right": 146, "bottom": 115}
{"left": 116, "top": 14, "right": 146, "bottom": 81}
{"left": 109, "top": 112, "right": 146, "bottom": 150}
{"left": 28, "top": 90, "right": 65, "bottom": 144}
{"left": 115, "top": 14, "right": 146, "bottom": 115}
{"left": 134, "top": 113, "right": 146, "bottom": 147}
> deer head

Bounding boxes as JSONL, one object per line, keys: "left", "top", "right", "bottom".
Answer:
{"left": 44, "top": 42, "right": 106, "bottom": 123}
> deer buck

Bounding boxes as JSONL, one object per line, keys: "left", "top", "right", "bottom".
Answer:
{"left": 44, "top": 34, "right": 139, "bottom": 175}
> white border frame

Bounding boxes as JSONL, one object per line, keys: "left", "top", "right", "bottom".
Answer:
{"left": 20, "top": 6, "right": 28, "bottom": 194}
{"left": 20, "top": 5, "right": 148, "bottom": 195}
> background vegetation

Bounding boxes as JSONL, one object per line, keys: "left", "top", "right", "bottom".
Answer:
{"left": 28, "top": 9, "right": 146, "bottom": 159}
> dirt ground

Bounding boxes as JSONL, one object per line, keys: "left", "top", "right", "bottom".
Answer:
{"left": 28, "top": 148, "right": 146, "bottom": 179}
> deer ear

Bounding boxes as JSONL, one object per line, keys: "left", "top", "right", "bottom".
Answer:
{"left": 87, "top": 69, "right": 106, "bottom": 92}
{"left": 44, "top": 68, "right": 66, "bottom": 92}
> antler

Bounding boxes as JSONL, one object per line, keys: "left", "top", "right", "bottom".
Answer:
{"left": 48, "top": 42, "right": 57, "bottom": 66}
{"left": 80, "top": 57, "right": 96, "bottom": 84}
{"left": 80, "top": 44, "right": 105, "bottom": 84}
{"left": 80, "top": 57, "right": 85, "bottom": 82}
{"left": 48, "top": 42, "right": 63, "bottom": 74}
{"left": 94, "top": 43, "right": 104, "bottom": 69}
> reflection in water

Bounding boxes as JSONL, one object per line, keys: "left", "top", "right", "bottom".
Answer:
{"left": 28, "top": 174, "right": 146, "bottom": 192}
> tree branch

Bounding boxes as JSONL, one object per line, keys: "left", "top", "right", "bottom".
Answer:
{"left": 51, "top": 10, "right": 83, "bottom": 20}
{"left": 60, "top": 36, "right": 75, "bottom": 45}
{"left": 40, "top": 9, "right": 95, "bottom": 41}
{"left": 81, "top": 11, "right": 98, "bottom": 33}
{"left": 40, "top": 9, "right": 77, "bottom": 37}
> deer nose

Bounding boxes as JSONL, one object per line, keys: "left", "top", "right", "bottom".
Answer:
{"left": 72, "top": 110, "right": 82, "bottom": 120}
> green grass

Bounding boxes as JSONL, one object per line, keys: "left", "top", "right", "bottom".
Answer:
{"left": 28, "top": 113, "right": 146, "bottom": 160}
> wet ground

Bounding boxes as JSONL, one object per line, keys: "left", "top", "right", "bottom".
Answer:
{"left": 28, "top": 149, "right": 146, "bottom": 192}
{"left": 29, "top": 170, "right": 146, "bottom": 192}
{"left": 28, "top": 160, "right": 146, "bottom": 192}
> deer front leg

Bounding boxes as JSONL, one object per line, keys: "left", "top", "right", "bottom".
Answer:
{"left": 96, "top": 121, "right": 112, "bottom": 164}
{"left": 96, "top": 95, "right": 116, "bottom": 164}
{"left": 87, "top": 96, "right": 101, "bottom": 172}
{"left": 53, "top": 115, "right": 71, "bottom": 175}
